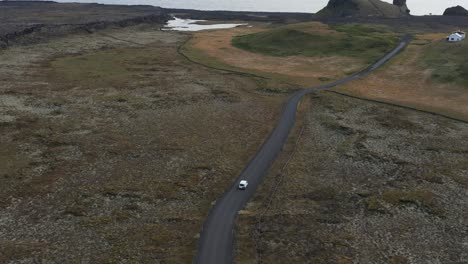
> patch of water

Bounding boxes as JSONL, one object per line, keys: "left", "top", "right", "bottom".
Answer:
{"left": 162, "top": 17, "right": 247, "bottom": 32}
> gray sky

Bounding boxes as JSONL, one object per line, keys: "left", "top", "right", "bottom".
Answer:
{"left": 383, "top": 0, "right": 468, "bottom": 15}
{"left": 55, "top": 0, "right": 468, "bottom": 15}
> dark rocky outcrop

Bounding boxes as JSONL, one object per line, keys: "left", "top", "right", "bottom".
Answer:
{"left": 443, "top": 6, "right": 468, "bottom": 16}
{"left": 317, "top": 0, "right": 411, "bottom": 18}
{"left": 393, "top": 0, "right": 411, "bottom": 14}
{"left": 0, "top": 1, "right": 174, "bottom": 48}
{"left": 0, "top": 14, "right": 171, "bottom": 48}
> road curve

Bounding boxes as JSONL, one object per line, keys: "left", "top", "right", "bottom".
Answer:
{"left": 195, "top": 34, "right": 412, "bottom": 264}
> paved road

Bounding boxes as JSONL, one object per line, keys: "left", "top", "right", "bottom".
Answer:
{"left": 194, "top": 34, "right": 412, "bottom": 264}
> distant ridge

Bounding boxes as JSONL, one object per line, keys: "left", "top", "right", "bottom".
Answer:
{"left": 316, "top": 0, "right": 411, "bottom": 18}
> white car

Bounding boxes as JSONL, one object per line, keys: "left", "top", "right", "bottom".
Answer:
{"left": 238, "top": 180, "right": 248, "bottom": 190}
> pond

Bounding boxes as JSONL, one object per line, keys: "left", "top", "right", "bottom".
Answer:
{"left": 162, "top": 17, "right": 247, "bottom": 31}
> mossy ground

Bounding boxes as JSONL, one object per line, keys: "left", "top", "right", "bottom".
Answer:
{"left": 0, "top": 24, "right": 286, "bottom": 263}
{"left": 422, "top": 37, "right": 468, "bottom": 86}
{"left": 236, "top": 92, "right": 468, "bottom": 264}
{"left": 232, "top": 23, "right": 399, "bottom": 63}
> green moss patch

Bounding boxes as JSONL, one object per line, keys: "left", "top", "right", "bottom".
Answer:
{"left": 423, "top": 39, "right": 468, "bottom": 86}
{"left": 232, "top": 24, "right": 399, "bottom": 63}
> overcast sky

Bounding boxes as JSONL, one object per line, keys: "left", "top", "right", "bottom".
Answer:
{"left": 55, "top": 0, "right": 468, "bottom": 15}
{"left": 383, "top": 0, "right": 468, "bottom": 15}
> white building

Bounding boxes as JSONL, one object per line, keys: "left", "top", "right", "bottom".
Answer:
{"left": 447, "top": 31, "right": 466, "bottom": 42}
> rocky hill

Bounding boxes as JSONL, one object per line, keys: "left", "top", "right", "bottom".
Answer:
{"left": 316, "top": 0, "right": 410, "bottom": 18}
{"left": 444, "top": 6, "right": 468, "bottom": 16}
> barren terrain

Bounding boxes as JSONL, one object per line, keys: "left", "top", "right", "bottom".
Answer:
{"left": 237, "top": 92, "right": 468, "bottom": 264}
{"left": 1, "top": 3, "right": 467, "bottom": 264}
{"left": 0, "top": 21, "right": 287, "bottom": 263}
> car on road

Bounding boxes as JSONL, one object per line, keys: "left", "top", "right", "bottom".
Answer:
{"left": 238, "top": 180, "right": 248, "bottom": 190}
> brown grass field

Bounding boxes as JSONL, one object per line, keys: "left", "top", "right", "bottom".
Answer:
{"left": 185, "top": 23, "right": 468, "bottom": 121}
{"left": 335, "top": 33, "right": 468, "bottom": 122}
{"left": 184, "top": 22, "right": 367, "bottom": 86}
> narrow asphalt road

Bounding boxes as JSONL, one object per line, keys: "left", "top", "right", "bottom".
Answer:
{"left": 195, "top": 34, "right": 412, "bottom": 264}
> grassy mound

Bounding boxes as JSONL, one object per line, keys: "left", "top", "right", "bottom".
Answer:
{"left": 232, "top": 24, "right": 399, "bottom": 63}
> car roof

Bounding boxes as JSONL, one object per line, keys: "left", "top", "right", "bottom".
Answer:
{"left": 240, "top": 180, "right": 248, "bottom": 184}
